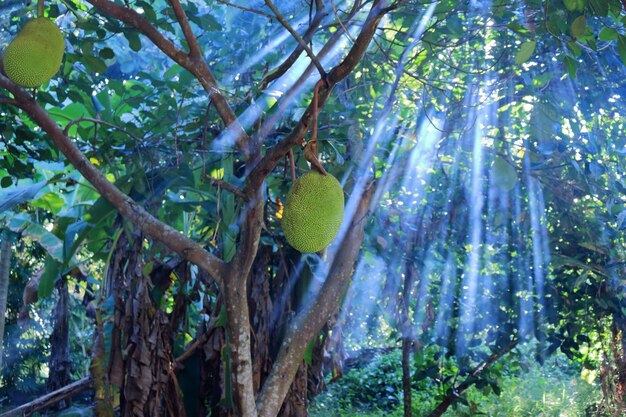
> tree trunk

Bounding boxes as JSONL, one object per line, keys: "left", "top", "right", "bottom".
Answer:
{"left": 96, "top": 232, "right": 185, "bottom": 417}
{"left": 47, "top": 279, "right": 71, "bottom": 408}
{"left": 401, "top": 337, "right": 412, "bottom": 417}
{"left": 0, "top": 235, "right": 10, "bottom": 373}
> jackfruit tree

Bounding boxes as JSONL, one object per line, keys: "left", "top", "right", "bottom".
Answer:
{"left": 2, "top": 1, "right": 626, "bottom": 417}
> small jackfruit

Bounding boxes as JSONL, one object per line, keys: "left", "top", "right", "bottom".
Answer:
{"left": 3, "top": 17, "right": 65, "bottom": 88}
{"left": 491, "top": 156, "right": 517, "bottom": 191}
{"left": 281, "top": 170, "right": 345, "bottom": 253}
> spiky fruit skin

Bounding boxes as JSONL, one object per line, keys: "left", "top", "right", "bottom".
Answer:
{"left": 3, "top": 17, "right": 65, "bottom": 88}
{"left": 281, "top": 171, "right": 345, "bottom": 253}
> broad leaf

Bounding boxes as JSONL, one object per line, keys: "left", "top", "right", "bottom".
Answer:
{"left": 515, "top": 41, "right": 537, "bottom": 65}
{"left": 0, "top": 181, "right": 48, "bottom": 214}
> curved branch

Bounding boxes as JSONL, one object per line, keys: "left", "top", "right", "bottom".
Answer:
{"left": 0, "top": 73, "right": 226, "bottom": 286}
{"left": 85, "top": 0, "right": 251, "bottom": 155}
{"left": 62, "top": 117, "right": 141, "bottom": 141}
{"left": 255, "top": 5, "right": 328, "bottom": 93}
{"left": 245, "top": 0, "right": 390, "bottom": 195}
{"left": 264, "top": 0, "right": 326, "bottom": 77}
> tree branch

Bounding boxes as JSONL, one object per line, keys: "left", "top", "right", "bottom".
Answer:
{"left": 0, "top": 377, "right": 94, "bottom": 417}
{"left": 215, "top": 0, "right": 274, "bottom": 19}
{"left": 264, "top": 0, "right": 327, "bottom": 78}
{"left": 245, "top": 0, "right": 390, "bottom": 196}
{"left": 426, "top": 339, "right": 520, "bottom": 417}
{"left": 0, "top": 95, "right": 17, "bottom": 105}
{"left": 62, "top": 117, "right": 141, "bottom": 141}
{"left": 255, "top": 5, "right": 328, "bottom": 93}
{"left": 0, "top": 73, "right": 227, "bottom": 286}
{"left": 85, "top": 0, "right": 251, "bottom": 155}
{"left": 256, "top": 182, "right": 377, "bottom": 417}
{"left": 168, "top": 0, "right": 203, "bottom": 59}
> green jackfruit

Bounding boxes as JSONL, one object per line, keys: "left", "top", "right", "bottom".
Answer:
{"left": 281, "top": 170, "right": 344, "bottom": 253}
{"left": 3, "top": 17, "right": 65, "bottom": 88}
{"left": 491, "top": 156, "right": 517, "bottom": 192}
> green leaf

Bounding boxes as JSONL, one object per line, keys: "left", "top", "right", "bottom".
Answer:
{"left": 124, "top": 29, "right": 142, "bottom": 51}
{"left": 30, "top": 192, "right": 66, "bottom": 214}
{"left": 599, "top": 27, "right": 618, "bottom": 41}
{"left": 564, "top": 0, "right": 586, "bottom": 12}
{"left": 84, "top": 56, "right": 108, "bottom": 74}
{"left": 0, "top": 180, "right": 48, "bottom": 213}
{"left": 38, "top": 255, "right": 60, "bottom": 299}
{"left": 563, "top": 55, "right": 578, "bottom": 77}
{"left": 515, "top": 41, "right": 537, "bottom": 65}
{"left": 1, "top": 177, "right": 12, "bottom": 188}
{"left": 567, "top": 41, "right": 582, "bottom": 56}
{"left": 99, "top": 47, "right": 115, "bottom": 60}
{"left": 590, "top": 0, "right": 609, "bottom": 15}
{"left": 5, "top": 213, "right": 68, "bottom": 263}
{"left": 304, "top": 338, "right": 316, "bottom": 366}
{"left": 571, "top": 16, "right": 586, "bottom": 37}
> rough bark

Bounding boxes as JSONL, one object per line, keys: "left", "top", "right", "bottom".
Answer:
{"left": 99, "top": 233, "right": 185, "bottom": 417}
{"left": 248, "top": 245, "right": 273, "bottom": 394}
{"left": 47, "top": 280, "right": 72, "bottom": 407}
{"left": 401, "top": 337, "right": 412, "bottom": 417}
{"left": 0, "top": 0, "right": 392, "bottom": 414}
{"left": 0, "top": 236, "right": 10, "bottom": 373}
{"left": 257, "top": 183, "right": 376, "bottom": 417}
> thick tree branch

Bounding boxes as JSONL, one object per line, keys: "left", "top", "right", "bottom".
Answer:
{"left": 216, "top": 4, "right": 388, "bottom": 414}
{"left": 168, "top": 0, "right": 202, "bottom": 58}
{"left": 264, "top": 0, "right": 326, "bottom": 78}
{"left": 256, "top": 182, "right": 377, "bottom": 417}
{"left": 249, "top": 0, "right": 368, "bottom": 146}
{"left": 85, "top": 0, "right": 250, "bottom": 155}
{"left": 0, "top": 74, "right": 226, "bottom": 286}
{"left": 245, "top": 0, "right": 389, "bottom": 196}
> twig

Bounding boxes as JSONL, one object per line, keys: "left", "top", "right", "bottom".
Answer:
{"left": 288, "top": 148, "right": 296, "bottom": 183}
{"left": 255, "top": 6, "right": 327, "bottom": 93}
{"left": 215, "top": 0, "right": 274, "bottom": 19}
{"left": 304, "top": 79, "right": 327, "bottom": 174}
{"left": 331, "top": 0, "right": 356, "bottom": 43}
{"left": 0, "top": 96, "right": 17, "bottom": 105}
{"left": 168, "top": 0, "right": 202, "bottom": 58}
{"left": 204, "top": 174, "right": 247, "bottom": 199}
{"left": 264, "top": 0, "right": 327, "bottom": 78}
{"left": 245, "top": 0, "right": 389, "bottom": 197}
{"left": 62, "top": 117, "right": 141, "bottom": 141}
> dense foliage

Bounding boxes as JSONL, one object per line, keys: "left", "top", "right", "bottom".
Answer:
{"left": 2, "top": 0, "right": 626, "bottom": 416}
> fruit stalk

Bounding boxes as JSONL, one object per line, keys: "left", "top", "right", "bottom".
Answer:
{"left": 304, "top": 79, "right": 327, "bottom": 175}
{"left": 37, "top": 0, "right": 44, "bottom": 18}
